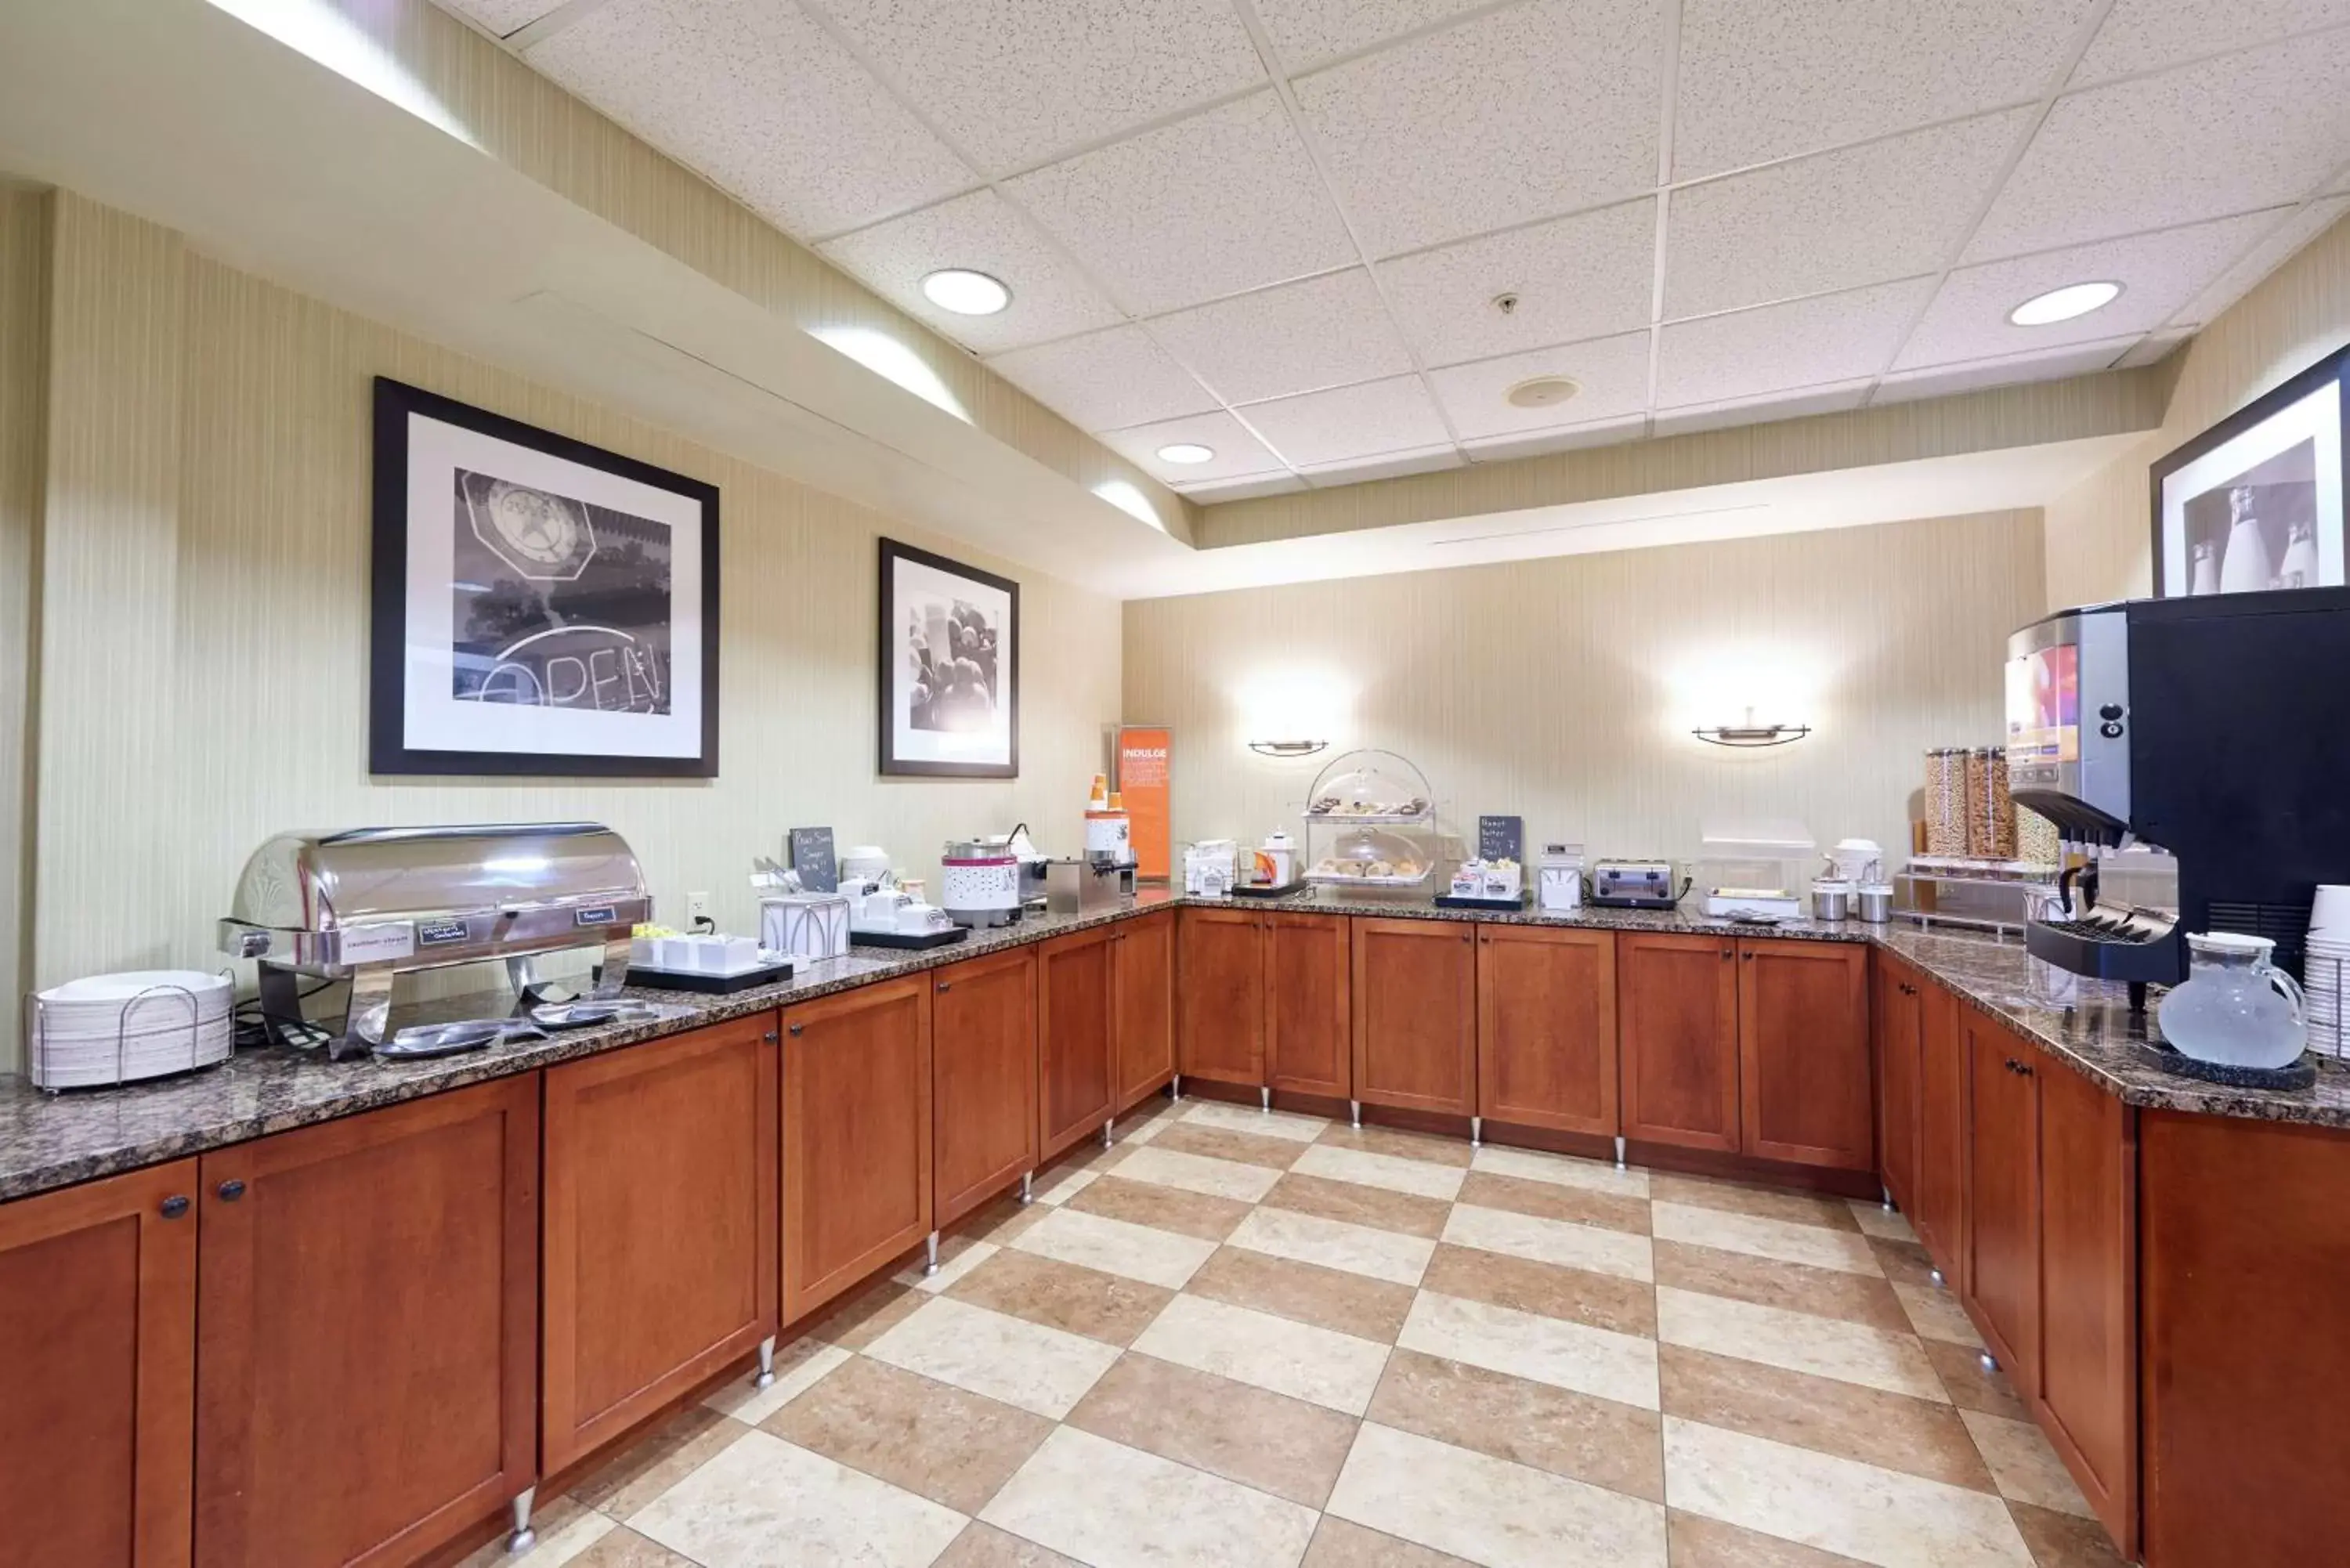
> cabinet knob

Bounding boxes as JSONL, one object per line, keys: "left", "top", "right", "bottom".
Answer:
{"left": 215, "top": 1179, "right": 245, "bottom": 1202}
{"left": 1720, "top": 948, "right": 1734, "bottom": 960}
{"left": 763, "top": 1030, "right": 778, "bottom": 1043}
{"left": 159, "top": 1194, "right": 190, "bottom": 1219}
{"left": 1742, "top": 950, "right": 1754, "bottom": 961}
{"left": 788, "top": 1023, "right": 805, "bottom": 1037}
{"left": 937, "top": 981, "right": 953, "bottom": 992}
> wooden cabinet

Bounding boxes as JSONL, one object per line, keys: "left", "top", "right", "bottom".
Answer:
{"left": 0, "top": 1159, "right": 195, "bottom": 1568}
{"left": 1618, "top": 931, "right": 1742, "bottom": 1153}
{"left": 2035, "top": 1054, "right": 2135, "bottom": 1553}
{"left": 1476, "top": 925, "right": 1617, "bottom": 1136}
{"left": 1963, "top": 1016, "right": 2041, "bottom": 1389}
{"left": 1352, "top": 917, "right": 1477, "bottom": 1115}
{"left": 543, "top": 1017, "right": 778, "bottom": 1472}
{"left": 1874, "top": 952, "right": 1924, "bottom": 1213}
{"left": 1738, "top": 938, "right": 1873, "bottom": 1169}
{"left": 1914, "top": 979, "right": 1967, "bottom": 1274}
{"left": 194, "top": 1077, "right": 537, "bottom": 1568}
{"left": 1039, "top": 927, "right": 1115, "bottom": 1162}
{"left": 1267, "top": 912, "right": 1351, "bottom": 1099}
{"left": 931, "top": 948, "right": 1039, "bottom": 1227}
{"left": 1177, "top": 906, "right": 1266, "bottom": 1088}
{"left": 783, "top": 979, "right": 933, "bottom": 1325}
{"left": 1112, "top": 911, "right": 1176, "bottom": 1113}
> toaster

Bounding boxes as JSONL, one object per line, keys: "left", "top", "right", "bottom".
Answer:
{"left": 1592, "top": 859, "right": 1680, "bottom": 910}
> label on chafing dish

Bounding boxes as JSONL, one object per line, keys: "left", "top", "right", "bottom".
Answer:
{"left": 417, "top": 919, "right": 471, "bottom": 948}
{"left": 573, "top": 905, "right": 618, "bottom": 927}
{"left": 339, "top": 922, "right": 418, "bottom": 963}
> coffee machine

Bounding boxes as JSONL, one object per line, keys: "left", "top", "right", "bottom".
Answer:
{"left": 2005, "top": 587, "right": 2350, "bottom": 999}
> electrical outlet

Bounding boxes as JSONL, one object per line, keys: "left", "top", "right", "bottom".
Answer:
{"left": 686, "top": 891, "right": 710, "bottom": 925}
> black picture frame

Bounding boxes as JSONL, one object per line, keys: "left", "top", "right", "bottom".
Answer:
{"left": 877, "top": 538, "right": 1020, "bottom": 779}
{"left": 2149, "top": 343, "right": 2348, "bottom": 598}
{"left": 369, "top": 377, "right": 721, "bottom": 777}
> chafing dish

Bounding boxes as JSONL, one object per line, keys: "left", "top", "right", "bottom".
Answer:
{"left": 219, "top": 822, "right": 652, "bottom": 1057}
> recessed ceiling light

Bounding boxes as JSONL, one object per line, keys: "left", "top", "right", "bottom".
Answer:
{"left": 2008, "top": 280, "right": 2122, "bottom": 327}
{"left": 1506, "top": 374, "right": 1580, "bottom": 410}
{"left": 920, "top": 268, "right": 1011, "bottom": 316}
{"left": 1156, "top": 443, "right": 1215, "bottom": 464}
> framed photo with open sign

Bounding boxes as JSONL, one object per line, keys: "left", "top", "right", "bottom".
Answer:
{"left": 878, "top": 539, "right": 1019, "bottom": 778}
{"left": 369, "top": 378, "right": 721, "bottom": 776}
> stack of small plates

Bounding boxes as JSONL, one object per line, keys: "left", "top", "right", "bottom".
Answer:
{"left": 27, "top": 970, "right": 235, "bottom": 1089}
{"left": 2308, "top": 887, "right": 2350, "bottom": 1059}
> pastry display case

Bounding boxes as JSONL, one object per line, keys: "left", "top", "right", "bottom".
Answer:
{"left": 1300, "top": 750, "right": 1441, "bottom": 892}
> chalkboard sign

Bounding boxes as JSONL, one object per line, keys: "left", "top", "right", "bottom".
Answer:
{"left": 1477, "top": 815, "right": 1524, "bottom": 864}
{"left": 788, "top": 827, "right": 837, "bottom": 893}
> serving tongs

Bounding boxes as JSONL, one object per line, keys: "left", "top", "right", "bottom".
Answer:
{"left": 379, "top": 1017, "right": 549, "bottom": 1060}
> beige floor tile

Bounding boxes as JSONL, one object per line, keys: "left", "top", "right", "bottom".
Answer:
{"left": 762, "top": 1354, "right": 1054, "bottom": 1515}
{"left": 2005, "top": 1501, "right": 2130, "bottom": 1567}
{"left": 1291, "top": 1141, "right": 1470, "bottom": 1201}
{"left": 1849, "top": 1201, "right": 1918, "bottom": 1243}
{"left": 1010, "top": 1202, "right": 1219, "bottom": 1288}
{"left": 457, "top": 1495, "right": 610, "bottom": 1568}
{"left": 1400, "top": 1290, "right": 1661, "bottom": 1411}
{"left": 1896, "top": 1280, "right": 1986, "bottom": 1347}
{"left": 1262, "top": 1170, "right": 1452, "bottom": 1238}
{"left": 1064, "top": 1173, "right": 1253, "bottom": 1242}
{"left": 628, "top": 1429, "right": 967, "bottom": 1568}
{"left": 1662, "top": 1416, "right": 2034, "bottom": 1567}
{"left": 1112, "top": 1100, "right": 1181, "bottom": 1145}
{"left": 1067, "top": 1350, "right": 1361, "bottom": 1508}
{"left": 568, "top": 1406, "right": 754, "bottom": 1520}
{"left": 1314, "top": 1122, "right": 1476, "bottom": 1168}
{"left": 863, "top": 1295, "right": 1122, "bottom": 1418}
{"left": 1659, "top": 1344, "right": 1995, "bottom": 1492}
{"left": 811, "top": 1277, "right": 929, "bottom": 1352}
{"left": 1111, "top": 1143, "right": 1285, "bottom": 1203}
{"left": 1327, "top": 1421, "right": 1668, "bottom": 1568}
{"left": 1180, "top": 1098, "right": 1329, "bottom": 1143}
{"left": 1185, "top": 1245, "right": 1419, "bottom": 1342}
{"left": 945, "top": 1247, "right": 1175, "bottom": 1346}
{"left": 1961, "top": 1410, "right": 2098, "bottom": 1519}
{"left": 701, "top": 1339, "right": 850, "bottom": 1425}
{"left": 1443, "top": 1201, "right": 1655, "bottom": 1283}
{"left": 1656, "top": 1287, "right": 1948, "bottom": 1404}
{"left": 1228, "top": 1204, "right": 1437, "bottom": 1285}
{"left": 1868, "top": 1235, "right": 1941, "bottom": 1289}
{"left": 1652, "top": 1201, "right": 1885, "bottom": 1277}
{"left": 981, "top": 1425, "right": 1321, "bottom": 1567}
{"left": 1473, "top": 1141, "right": 1650, "bottom": 1198}
{"left": 1650, "top": 1174, "right": 1863, "bottom": 1233}
{"left": 1149, "top": 1121, "right": 1311, "bottom": 1170}
{"left": 1132, "top": 1291, "right": 1392, "bottom": 1414}
{"left": 957, "top": 1190, "right": 1050, "bottom": 1247}
{"left": 568, "top": 1525, "right": 703, "bottom": 1568}
{"left": 1420, "top": 1240, "right": 1658, "bottom": 1339}
{"left": 1031, "top": 1165, "right": 1102, "bottom": 1206}
{"left": 1666, "top": 1510, "right": 1873, "bottom": 1566}
{"left": 1456, "top": 1169, "right": 1653, "bottom": 1236}
{"left": 1654, "top": 1240, "right": 1913, "bottom": 1335}
{"left": 1370, "top": 1346, "right": 1665, "bottom": 1501}
{"left": 898, "top": 1237, "right": 1001, "bottom": 1294}
{"left": 1922, "top": 1337, "right": 2032, "bottom": 1422}
{"left": 934, "top": 1521, "right": 1087, "bottom": 1567}
{"left": 1300, "top": 1516, "right": 1478, "bottom": 1566}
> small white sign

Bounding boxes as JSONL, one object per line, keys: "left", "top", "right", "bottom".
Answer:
{"left": 339, "top": 923, "right": 418, "bottom": 964}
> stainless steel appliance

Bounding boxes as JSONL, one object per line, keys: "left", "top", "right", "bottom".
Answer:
{"left": 941, "top": 838, "right": 1022, "bottom": 927}
{"left": 1044, "top": 857, "right": 1128, "bottom": 915}
{"left": 219, "top": 822, "right": 650, "bottom": 1059}
{"left": 1592, "top": 859, "right": 1679, "bottom": 910}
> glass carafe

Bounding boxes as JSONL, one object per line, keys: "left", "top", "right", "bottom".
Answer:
{"left": 2157, "top": 933, "right": 2308, "bottom": 1068}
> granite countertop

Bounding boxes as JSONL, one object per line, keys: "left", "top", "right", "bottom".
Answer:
{"left": 5, "top": 887, "right": 2345, "bottom": 1203}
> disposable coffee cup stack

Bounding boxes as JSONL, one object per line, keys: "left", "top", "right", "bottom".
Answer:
{"left": 2308, "top": 887, "right": 2350, "bottom": 1059}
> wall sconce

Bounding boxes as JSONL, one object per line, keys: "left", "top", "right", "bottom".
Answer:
{"left": 1248, "top": 739, "right": 1329, "bottom": 757}
{"left": 1692, "top": 707, "right": 1812, "bottom": 748}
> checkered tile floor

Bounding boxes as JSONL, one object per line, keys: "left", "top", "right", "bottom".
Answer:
{"left": 467, "top": 1096, "right": 2128, "bottom": 1568}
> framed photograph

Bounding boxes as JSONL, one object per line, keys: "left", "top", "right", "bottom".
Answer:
{"left": 2152, "top": 344, "right": 2348, "bottom": 598}
{"left": 370, "top": 378, "right": 720, "bottom": 776}
{"left": 878, "top": 539, "right": 1018, "bottom": 778}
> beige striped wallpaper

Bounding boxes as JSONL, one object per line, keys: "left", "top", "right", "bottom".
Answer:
{"left": 0, "top": 186, "right": 46, "bottom": 1062}
{"left": 1123, "top": 510, "right": 2045, "bottom": 873}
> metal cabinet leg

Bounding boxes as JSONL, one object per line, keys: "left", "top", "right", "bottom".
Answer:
{"left": 924, "top": 1230, "right": 940, "bottom": 1276}
{"left": 505, "top": 1487, "right": 537, "bottom": 1554}
{"left": 1470, "top": 1116, "right": 1483, "bottom": 1148}
{"left": 1019, "top": 1169, "right": 1035, "bottom": 1205}
{"left": 1350, "top": 1100, "right": 1361, "bottom": 1129}
{"left": 1260, "top": 1086, "right": 1271, "bottom": 1112}
{"left": 1930, "top": 1266, "right": 1947, "bottom": 1288}
{"left": 1613, "top": 1135, "right": 1628, "bottom": 1171}
{"left": 1101, "top": 1118, "right": 1114, "bottom": 1149}
{"left": 1978, "top": 1350, "right": 1998, "bottom": 1373}
{"left": 753, "top": 1335, "right": 778, "bottom": 1389}
{"left": 1171, "top": 1073, "right": 1182, "bottom": 1101}
{"left": 1882, "top": 1183, "right": 1895, "bottom": 1212}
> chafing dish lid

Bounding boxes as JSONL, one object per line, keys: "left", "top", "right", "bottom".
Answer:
{"left": 229, "top": 822, "right": 647, "bottom": 931}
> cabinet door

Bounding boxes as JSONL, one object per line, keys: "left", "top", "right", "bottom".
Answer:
{"left": 783, "top": 978, "right": 934, "bottom": 1324}
{"left": 1352, "top": 918, "right": 1477, "bottom": 1115}
{"left": 1476, "top": 925, "right": 1618, "bottom": 1136}
{"left": 0, "top": 1160, "right": 195, "bottom": 1568}
{"left": 1039, "top": 927, "right": 1115, "bottom": 1162}
{"left": 1875, "top": 953, "right": 1923, "bottom": 1214}
{"left": 1177, "top": 907, "right": 1267, "bottom": 1086}
{"left": 1962, "top": 1018, "right": 2040, "bottom": 1387}
{"left": 1112, "top": 912, "right": 1176, "bottom": 1113}
{"left": 1267, "top": 912, "right": 1351, "bottom": 1098}
{"left": 195, "top": 1077, "right": 538, "bottom": 1568}
{"left": 1915, "top": 980, "right": 1966, "bottom": 1275}
{"left": 1738, "top": 938, "right": 1873, "bottom": 1169}
{"left": 1618, "top": 932, "right": 1742, "bottom": 1153}
{"left": 543, "top": 1015, "right": 779, "bottom": 1472}
{"left": 933, "top": 947, "right": 1039, "bottom": 1227}
{"left": 2036, "top": 1056, "right": 2135, "bottom": 1552}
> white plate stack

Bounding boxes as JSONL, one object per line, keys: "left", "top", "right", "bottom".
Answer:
{"left": 2308, "top": 887, "right": 2350, "bottom": 1060}
{"left": 26, "top": 970, "right": 235, "bottom": 1089}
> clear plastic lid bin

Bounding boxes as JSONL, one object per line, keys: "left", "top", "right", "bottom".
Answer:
{"left": 1697, "top": 819, "right": 1815, "bottom": 896}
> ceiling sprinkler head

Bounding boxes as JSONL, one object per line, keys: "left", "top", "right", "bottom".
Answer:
{"left": 1491, "top": 291, "right": 1520, "bottom": 316}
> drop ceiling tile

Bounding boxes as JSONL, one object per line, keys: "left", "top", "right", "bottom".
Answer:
{"left": 816, "top": 0, "right": 1265, "bottom": 175}
{"left": 1874, "top": 336, "right": 2142, "bottom": 403}
{"left": 1253, "top": 0, "right": 1496, "bottom": 70}
{"left": 439, "top": 0, "right": 565, "bottom": 34}
{"left": 1651, "top": 379, "right": 1872, "bottom": 435}
{"left": 1656, "top": 277, "right": 1934, "bottom": 406}
{"left": 1897, "top": 209, "right": 2279, "bottom": 369}
{"left": 1377, "top": 198, "right": 1655, "bottom": 368}
{"left": 818, "top": 190, "right": 1124, "bottom": 353}
{"left": 1665, "top": 110, "right": 2027, "bottom": 319}
{"left": 1301, "top": 445, "right": 1463, "bottom": 484}
{"left": 1003, "top": 92, "right": 1358, "bottom": 316}
{"left": 1291, "top": 0, "right": 1665, "bottom": 257}
{"left": 1099, "top": 410, "right": 1288, "bottom": 483}
{"left": 1427, "top": 331, "right": 1653, "bottom": 439}
{"left": 2173, "top": 197, "right": 2350, "bottom": 327}
{"left": 1154, "top": 269, "right": 1414, "bottom": 405}
{"left": 1177, "top": 471, "right": 1310, "bottom": 501}
{"left": 2071, "top": 0, "right": 2350, "bottom": 85}
{"left": 1966, "top": 29, "right": 2350, "bottom": 261}
{"left": 1464, "top": 416, "right": 1649, "bottom": 461}
{"left": 1673, "top": 0, "right": 2097, "bottom": 179}
{"left": 986, "top": 326, "right": 1217, "bottom": 430}
{"left": 1238, "top": 374, "right": 1454, "bottom": 467}
{"left": 528, "top": 0, "right": 974, "bottom": 240}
